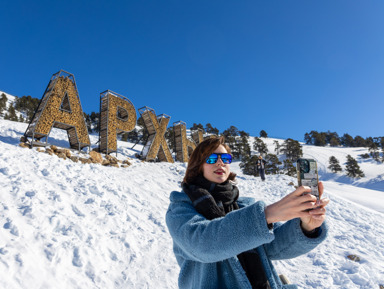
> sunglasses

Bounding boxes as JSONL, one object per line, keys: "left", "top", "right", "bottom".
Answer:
{"left": 205, "top": 153, "right": 232, "bottom": 164}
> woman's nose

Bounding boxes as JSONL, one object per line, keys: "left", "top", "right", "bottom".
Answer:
{"left": 216, "top": 156, "right": 225, "bottom": 165}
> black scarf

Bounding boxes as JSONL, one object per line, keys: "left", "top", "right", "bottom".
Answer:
{"left": 182, "top": 175, "right": 269, "bottom": 289}
{"left": 182, "top": 175, "right": 239, "bottom": 220}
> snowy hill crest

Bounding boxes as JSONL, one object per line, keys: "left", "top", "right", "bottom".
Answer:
{"left": 0, "top": 119, "right": 384, "bottom": 289}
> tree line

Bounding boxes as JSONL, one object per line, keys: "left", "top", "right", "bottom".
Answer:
{"left": 0, "top": 93, "right": 40, "bottom": 122}
{"left": 305, "top": 130, "right": 384, "bottom": 163}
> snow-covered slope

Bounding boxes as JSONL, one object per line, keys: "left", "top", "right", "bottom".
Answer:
{"left": 0, "top": 90, "right": 17, "bottom": 102}
{"left": 0, "top": 90, "right": 26, "bottom": 121}
{"left": 0, "top": 119, "right": 383, "bottom": 289}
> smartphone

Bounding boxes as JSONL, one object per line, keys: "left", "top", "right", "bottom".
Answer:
{"left": 296, "top": 158, "right": 320, "bottom": 200}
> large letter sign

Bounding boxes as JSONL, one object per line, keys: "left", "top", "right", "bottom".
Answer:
{"left": 99, "top": 90, "right": 136, "bottom": 154}
{"left": 191, "top": 128, "right": 204, "bottom": 145}
{"left": 139, "top": 107, "right": 174, "bottom": 163}
{"left": 24, "top": 70, "right": 90, "bottom": 150}
{"left": 173, "top": 121, "right": 196, "bottom": 162}
{"left": 23, "top": 70, "right": 219, "bottom": 163}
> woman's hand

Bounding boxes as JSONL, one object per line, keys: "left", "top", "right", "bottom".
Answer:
{"left": 265, "top": 182, "right": 330, "bottom": 231}
{"left": 300, "top": 182, "right": 330, "bottom": 232}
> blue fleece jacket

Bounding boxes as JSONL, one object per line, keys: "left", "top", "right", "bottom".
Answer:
{"left": 166, "top": 190, "right": 328, "bottom": 289}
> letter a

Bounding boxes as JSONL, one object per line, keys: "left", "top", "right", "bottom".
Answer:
{"left": 24, "top": 70, "right": 90, "bottom": 150}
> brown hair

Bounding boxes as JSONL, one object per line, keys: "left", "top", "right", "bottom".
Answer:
{"left": 183, "top": 136, "right": 236, "bottom": 184}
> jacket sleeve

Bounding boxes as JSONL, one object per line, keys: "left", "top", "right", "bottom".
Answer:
{"left": 166, "top": 199, "right": 275, "bottom": 263}
{"left": 263, "top": 218, "right": 328, "bottom": 260}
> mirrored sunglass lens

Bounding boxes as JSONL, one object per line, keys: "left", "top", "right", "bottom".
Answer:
{"left": 221, "top": 154, "right": 232, "bottom": 164}
{"left": 206, "top": 154, "right": 218, "bottom": 164}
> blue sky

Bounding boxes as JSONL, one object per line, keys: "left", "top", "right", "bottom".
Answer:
{"left": 1, "top": 0, "right": 383, "bottom": 141}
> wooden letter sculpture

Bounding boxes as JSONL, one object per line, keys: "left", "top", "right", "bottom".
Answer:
{"left": 191, "top": 128, "right": 205, "bottom": 145}
{"left": 174, "top": 121, "right": 196, "bottom": 162}
{"left": 139, "top": 107, "right": 174, "bottom": 163}
{"left": 24, "top": 70, "right": 90, "bottom": 150}
{"left": 99, "top": 90, "right": 137, "bottom": 154}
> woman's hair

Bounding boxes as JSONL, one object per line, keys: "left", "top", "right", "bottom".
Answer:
{"left": 183, "top": 136, "right": 236, "bottom": 184}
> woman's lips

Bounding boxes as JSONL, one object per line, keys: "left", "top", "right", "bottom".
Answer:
{"left": 214, "top": 169, "right": 225, "bottom": 175}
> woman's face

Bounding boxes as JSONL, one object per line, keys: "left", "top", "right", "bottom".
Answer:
{"left": 202, "top": 145, "right": 231, "bottom": 184}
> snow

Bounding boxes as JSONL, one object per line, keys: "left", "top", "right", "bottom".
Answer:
{"left": 0, "top": 90, "right": 17, "bottom": 102}
{"left": 0, "top": 119, "right": 384, "bottom": 289}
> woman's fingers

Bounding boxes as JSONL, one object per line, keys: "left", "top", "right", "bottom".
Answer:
{"left": 300, "top": 193, "right": 318, "bottom": 203}
{"left": 299, "top": 197, "right": 330, "bottom": 213}
{"left": 318, "top": 182, "right": 324, "bottom": 199}
{"left": 315, "top": 198, "right": 330, "bottom": 208}
{"left": 309, "top": 206, "right": 326, "bottom": 215}
{"left": 292, "top": 186, "right": 312, "bottom": 196}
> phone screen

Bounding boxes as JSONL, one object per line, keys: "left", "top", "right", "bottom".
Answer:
{"left": 297, "top": 158, "right": 320, "bottom": 200}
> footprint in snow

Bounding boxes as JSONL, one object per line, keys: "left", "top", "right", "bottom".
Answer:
{"left": 72, "top": 247, "right": 83, "bottom": 267}
{"left": 44, "top": 244, "right": 54, "bottom": 262}
{"left": 41, "top": 168, "right": 50, "bottom": 176}
{"left": 3, "top": 219, "right": 19, "bottom": 236}
{"left": 18, "top": 205, "right": 32, "bottom": 216}
{"left": 89, "top": 185, "right": 103, "bottom": 197}
{"left": 25, "top": 191, "right": 36, "bottom": 198}
{"left": 0, "top": 248, "right": 8, "bottom": 255}
{"left": 0, "top": 167, "right": 10, "bottom": 175}
{"left": 72, "top": 205, "right": 85, "bottom": 217}
{"left": 15, "top": 254, "right": 23, "bottom": 266}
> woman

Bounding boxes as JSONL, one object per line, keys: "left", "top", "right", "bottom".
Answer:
{"left": 166, "top": 136, "right": 329, "bottom": 289}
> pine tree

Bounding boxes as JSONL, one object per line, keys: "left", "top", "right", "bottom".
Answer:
{"left": 205, "top": 123, "right": 219, "bottom": 135}
{"left": 368, "top": 143, "right": 380, "bottom": 161}
{"left": 234, "top": 135, "right": 251, "bottom": 160}
{"left": 7, "top": 105, "right": 18, "bottom": 121}
{"left": 222, "top": 126, "right": 239, "bottom": 137}
{"left": 84, "top": 113, "right": 92, "bottom": 133}
{"left": 123, "top": 129, "right": 140, "bottom": 143}
{"left": 0, "top": 93, "right": 7, "bottom": 114}
{"left": 239, "top": 155, "right": 259, "bottom": 177}
{"left": 253, "top": 137, "right": 268, "bottom": 155}
{"left": 259, "top": 130, "right": 268, "bottom": 138}
{"left": 274, "top": 140, "right": 281, "bottom": 155}
{"left": 380, "top": 137, "right": 384, "bottom": 163}
{"left": 360, "top": 153, "right": 370, "bottom": 159}
{"left": 329, "top": 137, "right": 340, "bottom": 147}
{"left": 222, "top": 126, "right": 239, "bottom": 151}
{"left": 281, "top": 138, "right": 303, "bottom": 161}
{"left": 345, "top": 155, "right": 365, "bottom": 178}
{"left": 90, "top": 112, "right": 100, "bottom": 133}
{"left": 341, "top": 133, "right": 354, "bottom": 147}
{"left": 354, "top": 136, "right": 366, "bottom": 147}
{"left": 382, "top": 146, "right": 384, "bottom": 163}
{"left": 306, "top": 131, "right": 327, "bottom": 146}
{"left": 283, "top": 159, "right": 296, "bottom": 177}
{"left": 316, "top": 132, "right": 327, "bottom": 146}
{"left": 328, "top": 156, "right": 342, "bottom": 173}
{"left": 325, "top": 131, "right": 339, "bottom": 145}
{"left": 165, "top": 127, "right": 175, "bottom": 152}
{"left": 14, "top": 95, "right": 40, "bottom": 122}
{"left": 190, "top": 123, "right": 204, "bottom": 132}
{"left": 265, "top": 154, "right": 281, "bottom": 175}
{"left": 137, "top": 116, "right": 149, "bottom": 144}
